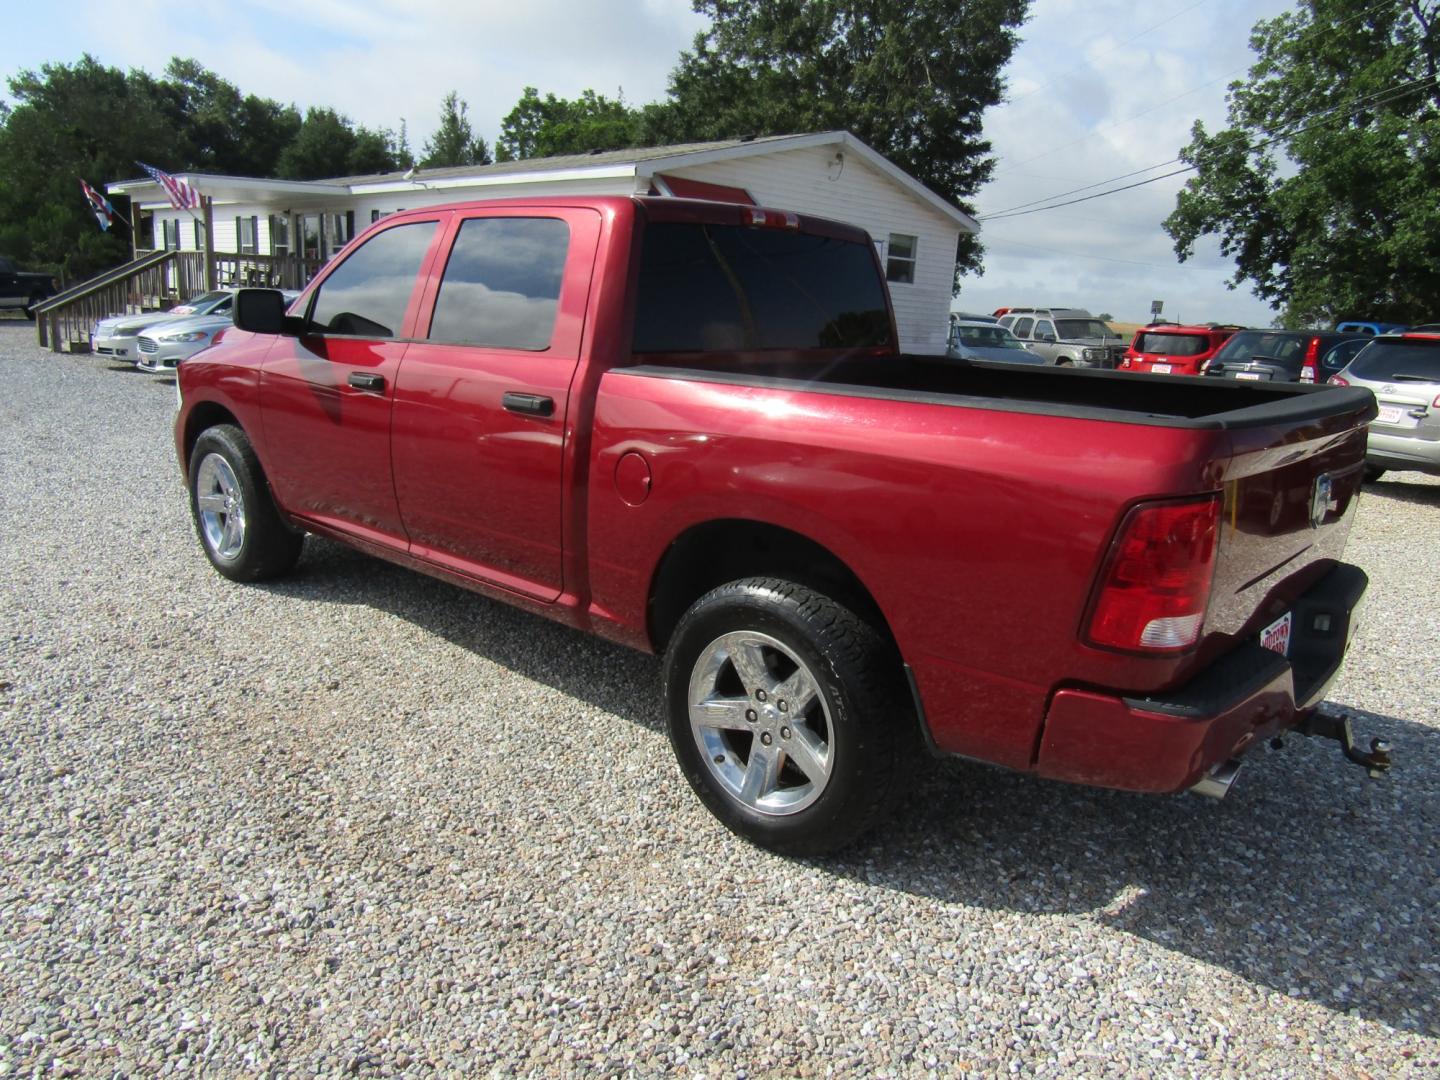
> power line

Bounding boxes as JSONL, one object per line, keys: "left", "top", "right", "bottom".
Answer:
{"left": 979, "top": 73, "right": 1439, "bottom": 221}
{"left": 980, "top": 234, "right": 1222, "bottom": 273}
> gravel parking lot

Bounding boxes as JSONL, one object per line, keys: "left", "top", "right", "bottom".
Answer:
{"left": 1, "top": 321, "right": 1436, "bottom": 1077}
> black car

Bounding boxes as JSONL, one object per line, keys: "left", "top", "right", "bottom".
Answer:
{"left": 1204, "top": 329, "right": 1369, "bottom": 383}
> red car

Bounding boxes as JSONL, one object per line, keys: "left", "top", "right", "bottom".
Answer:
{"left": 174, "top": 196, "right": 1379, "bottom": 853}
{"left": 1120, "top": 323, "right": 1242, "bottom": 376}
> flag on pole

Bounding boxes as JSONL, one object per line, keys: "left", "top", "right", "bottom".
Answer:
{"left": 136, "top": 161, "right": 202, "bottom": 210}
{"left": 80, "top": 178, "right": 118, "bottom": 231}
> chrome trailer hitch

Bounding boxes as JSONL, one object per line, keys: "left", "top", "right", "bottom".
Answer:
{"left": 1297, "top": 705, "right": 1393, "bottom": 778}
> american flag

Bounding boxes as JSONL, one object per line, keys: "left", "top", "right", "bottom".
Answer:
{"left": 135, "top": 161, "right": 202, "bottom": 210}
{"left": 80, "top": 178, "right": 117, "bottom": 231}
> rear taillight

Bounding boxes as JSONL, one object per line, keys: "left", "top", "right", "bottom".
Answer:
{"left": 1328, "top": 374, "right": 1349, "bottom": 386}
{"left": 211, "top": 329, "right": 226, "bottom": 346}
{"left": 1299, "top": 337, "right": 1321, "bottom": 383}
{"left": 1085, "top": 496, "right": 1221, "bottom": 653}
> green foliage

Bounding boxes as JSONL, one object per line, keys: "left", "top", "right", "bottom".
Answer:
{"left": 0, "top": 56, "right": 408, "bottom": 279}
{"left": 275, "top": 107, "right": 408, "bottom": 179}
{"left": 495, "top": 88, "right": 644, "bottom": 162}
{"left": 420, "top": 92, "right": 491, "bottom": 168}
{"left": 1165, "top": 0, "right": 1440, "bottom": 325}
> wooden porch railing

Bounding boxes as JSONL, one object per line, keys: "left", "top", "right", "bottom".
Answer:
{"left": 33, "top": 250, "right": 323, "bottom": 353}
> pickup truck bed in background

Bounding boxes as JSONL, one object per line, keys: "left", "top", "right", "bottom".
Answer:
{"left": 174, "top": 195, "right": 1376, "bottom": 854}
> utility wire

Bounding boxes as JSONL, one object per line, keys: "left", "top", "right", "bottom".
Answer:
{"left": 979, "top": 73, "right": 1439, "bottom": 221}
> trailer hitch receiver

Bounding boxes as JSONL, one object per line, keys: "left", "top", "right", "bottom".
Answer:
{"left": 1300, "top": 706, "right": 1392, "bottom": 778}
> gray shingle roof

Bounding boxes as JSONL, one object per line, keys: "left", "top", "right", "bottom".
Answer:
{"left": 327, "top": 134, "right": 806, "bottom": 185}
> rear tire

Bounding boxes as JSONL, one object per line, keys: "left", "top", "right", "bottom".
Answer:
{"left": 188, "top": 424, "right": 302, "bottom": 582}
{"left": 1363, "top": 466, "right": 1387, "bottom": 483}
{"left": 23, "top": 295, "right": 40, "bottom": 320}
{"left": 663, "top": 578, "right": 906, "bottom": 856}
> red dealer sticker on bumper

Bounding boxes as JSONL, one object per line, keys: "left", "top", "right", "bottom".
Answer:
{"left": 1260, "top": 611, "right": 1292, "bottom": 656}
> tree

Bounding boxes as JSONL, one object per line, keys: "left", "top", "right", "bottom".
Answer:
{"left": 660, "top": 0, "right": 1030, "bottom": 280}
{"left": 420, "top": 92, "right": 490, "bottom": 167}
{"left": 160, "top": 58, "right": 301, "bottom": 177}
{"left": 495, "top": 87, "right": 642, "bottom": 161}
{"left": 275, "top": 107, "right": 407, "bottom": 179}
{"left": 1165, "top": 0, "right": 1440, "bottom": 326}
{"left": 0, "top": 55, "right": 177, "bottom": 279}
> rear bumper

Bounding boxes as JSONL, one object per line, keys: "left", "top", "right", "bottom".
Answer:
{"left": 1036, "top": 563, "right": 1368, "bottom": 793}
{"left": 1365, "top": 430, "right": 1440, "bottom": 475}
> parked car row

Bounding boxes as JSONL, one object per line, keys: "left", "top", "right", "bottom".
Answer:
{"left": 91, "top": 289, "right": 299, "bottom": 373}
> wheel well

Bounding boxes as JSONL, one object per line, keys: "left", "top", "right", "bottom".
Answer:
{"left": 182, "top": 402, "right": 241, "bottom": 469}
{"left": 648, "top": 520, "right": 892, "bottom": 654}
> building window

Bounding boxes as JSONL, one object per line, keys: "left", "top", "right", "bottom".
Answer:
{"left": 162, "top": 218, "right": 181, "bottom": 251}
{"left": 885, "top": 233, "right": 917, "bottom": 284}
{"left": 236, "top": 216, "right": 259, "bottom": 255}
{"left": 269, "top": 215, "right": 290, "bottom": 257}
{"left": 193, "top": 221, "right": 205, "bottom": 250}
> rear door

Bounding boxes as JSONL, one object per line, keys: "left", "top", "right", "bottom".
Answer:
{"left": 389, "top": 207, "right": 602, "bottom": 601}
{"left": 260, "top": 215, "right": 447, "bottom": 547}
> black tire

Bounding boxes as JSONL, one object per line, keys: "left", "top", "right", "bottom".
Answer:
{"left": 1056, "top": 358, "right": 1073, "bottom": 367}
{"left": 1363, "top": 466, "right": 1387, "bottom": 483}
{"left": 662, "top": 578, "right": 907, "bottom": 856}
{"left": 23, "top": 295, "right": 40, "bottom": 320}
{"left": 187, "top": 424, "right": 303, "bottom": 582}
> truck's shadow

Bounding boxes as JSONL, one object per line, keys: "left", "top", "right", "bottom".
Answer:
{"left": 1365, "top": 475, "right": 1440, "bottom": 507}
{"left": 262, "top": 538, "right": 1439, "bottom": 1038}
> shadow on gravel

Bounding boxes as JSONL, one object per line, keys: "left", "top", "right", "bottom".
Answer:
{"left": 1365, "top": 475, "right": 1440, "bottom": 507}
{"left": 258, "top": 537, "right": 666, "bottom": 733}
{"left": 828, "top": 706, "right": 1440, "bottom": 1037}
{"left": 259, "top": 538, "right": 1438, "bottom": 1037}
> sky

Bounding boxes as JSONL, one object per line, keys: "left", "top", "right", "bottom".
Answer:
{"left": 2, "top": 0, "right": 1300, "bottom": 326}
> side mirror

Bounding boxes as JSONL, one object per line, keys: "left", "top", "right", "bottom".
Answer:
{"left": 233, "top": 288, "right": 290, "bottom": 335}
{"left": 1041, "top": 333, "right": 1057, "bottom": 343}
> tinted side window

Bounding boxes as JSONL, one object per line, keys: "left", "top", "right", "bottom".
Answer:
{"left": 309, "top": 221, "right": 438, "bottom": 338}
{"left": 1034, "top": 320, "right": 1055, "bottom": 339}
{"left": 633, "top": 223, "right": 890, "bottom": 352}
{"left": 428, "top": 217, "right": 570, "bottom": 350}
{"left": 1013, "top": 318, "right": 1034, "bottom": 338}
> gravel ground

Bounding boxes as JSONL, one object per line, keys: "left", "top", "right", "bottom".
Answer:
{"left": 1, "top": 321, "right": 1436, "bottom": 1078}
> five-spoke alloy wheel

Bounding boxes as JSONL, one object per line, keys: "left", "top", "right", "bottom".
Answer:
{"left": 665, "top": 578, "right": 905, "bottom": 855}
{"left": 187, "top": 424, "right": 303, "bottom": 582}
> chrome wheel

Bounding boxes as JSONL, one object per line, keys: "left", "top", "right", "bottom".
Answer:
{"left": 688, "top": 630, "right": 834, "bottom": 816}
{"left": 195, "top": 452, "right": 247, "bottom": 561}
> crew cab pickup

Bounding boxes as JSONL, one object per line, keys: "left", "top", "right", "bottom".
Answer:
{"left": 174, "top": 196, "right": 1377, "bottom": 854}
{"left": 0, "top": 256, "right": 58, "bottom": 317}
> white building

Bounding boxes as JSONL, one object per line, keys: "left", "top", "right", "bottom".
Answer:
{"left": 107, "top": 131, "right": 977, "bottom": 354}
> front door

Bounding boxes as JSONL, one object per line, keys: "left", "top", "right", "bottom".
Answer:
{"left": 260, "top": 216, "right": 446, "bottom": 549}
{"left": 390, "top": 208, "right": 601, "bottom": 601}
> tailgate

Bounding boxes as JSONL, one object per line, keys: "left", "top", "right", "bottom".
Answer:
{"left": 1202, "top": 395, "right": 1373, "bottom": 648}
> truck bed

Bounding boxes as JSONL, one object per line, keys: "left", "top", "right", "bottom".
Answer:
{"left": 626, "top": 352, "right": 1377, "bottom": 430}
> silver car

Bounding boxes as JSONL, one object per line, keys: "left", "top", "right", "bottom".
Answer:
{"left": 135, "top": 291, "right": 299, "bottom": 372}
{"left": 1331, "top": 334, "right": 1440, "bottom": 479}
{"left": 946, "top": 320, "right": 1045, "bottom": 364}
{"left": 91, "top": 291, "right": 235, "bottom": 361}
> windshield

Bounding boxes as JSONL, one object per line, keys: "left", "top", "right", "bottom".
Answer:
{"left": 1212, "top": 331, "right": 1305, "bottom": 365}
{"left": 1133, "top": 332, "right": 1208, "bottom": 356}
{"left": 957, "top": 325, "right": 1024, "bottom": 349}
{"left": 1347, "top": 339, "right": 1440, "bottom": 381}
{"left": 171, "top": 291, "right": 229, "bottom": 313}
{"left": 1056, "top": 319, "right": 1116, "bottom": 340}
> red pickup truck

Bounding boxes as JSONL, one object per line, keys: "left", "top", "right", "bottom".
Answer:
{"left": 175, "top": 196, "right": 1379, "bottom": 854}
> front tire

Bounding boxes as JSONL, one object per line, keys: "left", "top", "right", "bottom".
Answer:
{"left": 663, "top": 578, "right": 906, "bottom": 855}
{"left": 188, "top": 424, "right": 302, "bottom": 582}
